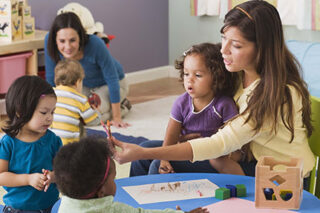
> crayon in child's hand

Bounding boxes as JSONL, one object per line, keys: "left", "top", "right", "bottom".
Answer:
{"left": 100, "top": 120, "right": 110, "bottom": 138}
{"left": 107, "top": 120, "right": 112, "bottom": 138}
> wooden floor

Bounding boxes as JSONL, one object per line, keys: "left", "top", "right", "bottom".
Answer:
{"left": 0, "top": 77, "right": 185, "bottom": 131}
{"left": 127, "top": 77, "right": 185, "bottom": 104}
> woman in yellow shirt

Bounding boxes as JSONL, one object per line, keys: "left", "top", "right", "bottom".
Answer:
{"left": 112, "top": 0, "right": 315, "bottom": 186}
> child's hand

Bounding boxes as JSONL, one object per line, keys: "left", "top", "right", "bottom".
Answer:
{"left": 159, "top": 160, "right": 174, "bottom": 174}
{"left": 28, "top": 173, "right": 46, "bottom": 191}
{"left": 42, "top": 169, "right": 54, "bottom": 192}
{"left": 176, "top": 205, "right": 209, "bottom": 213}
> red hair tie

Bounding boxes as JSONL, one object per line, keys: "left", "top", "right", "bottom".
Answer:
{"left": 81, "top": 157, "right": 110, "bottom": 199}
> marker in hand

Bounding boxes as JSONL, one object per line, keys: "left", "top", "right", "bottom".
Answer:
{"left": 101, "top": 120, "right": 111, "bottom": 138}
{"left": 107, "top": 120, "right": 112, "bottom": 138}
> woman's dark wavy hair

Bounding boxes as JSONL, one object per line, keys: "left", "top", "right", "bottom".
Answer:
{"left": 175, "top": 42, "right": 239, "bottom": 97}
{"left": 2, "top": 76, "right": 56, "bottom": 137}
{"left": 221, "top": 0, "right": 312, "bottom": 141}
{"left": 47, "top": 12, "right": 89, "bottom": 63}
{"left": 53, "top": 137, "right": 112, "bottom": 199}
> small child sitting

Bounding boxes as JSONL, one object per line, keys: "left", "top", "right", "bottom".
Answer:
{"left": 50, "top": 59, "right": 100, "bottom": 145}
{"left": 53, "top": 136, "right": 208, "bottom": 213}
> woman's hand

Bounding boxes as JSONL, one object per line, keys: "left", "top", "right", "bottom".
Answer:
{"left": 112, "top": 138, "right": 143, "bottom": 164}
{"left": 111, "top": 103, "right": 130, "bottom": 128}
{"left": 28, "top": 173, "right": 46, "bottom": 191}
{"left": 159, "top": 160, "right": 174, "bottom": 174}
{"left": 111, "top": 118, "right": 130, "bottom": 128}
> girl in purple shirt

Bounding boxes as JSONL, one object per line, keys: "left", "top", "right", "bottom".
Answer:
{"left": 130, "top": 43, "right": 247, "bottom": 176}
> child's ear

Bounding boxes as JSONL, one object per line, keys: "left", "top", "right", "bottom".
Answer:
{"left": 75, "top": 79, "right": 83, "bottom": 92}
{"left": 76, "top": 79, "right": 83, "bottom": 87}
{"left": 97, "top": 185, "right": 106, "bottom": 198}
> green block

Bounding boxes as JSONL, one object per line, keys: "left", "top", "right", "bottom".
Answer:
{"left": 215, "top": 187, "right": 230, "bottom": 200}
{"left": 235, "top": 184, "right": 247, "bottom": 197}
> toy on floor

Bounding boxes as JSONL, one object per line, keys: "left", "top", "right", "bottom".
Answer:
{"left": 215, "top": 184, "right": 247, "bottom": 200}
{"left": 255, "top": 156, "right": 303, "bottom": 210}
{"left": 88, "top": 92, "right": 101, "bottom": 108}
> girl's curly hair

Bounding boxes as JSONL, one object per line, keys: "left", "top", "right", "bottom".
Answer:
{"left": 175, "top": 42, "right": 239, "bottom": 97}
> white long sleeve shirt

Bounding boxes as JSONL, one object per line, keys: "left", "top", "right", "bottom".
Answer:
{"left": 189, "top": 79, "right": 315, "bottom": 177}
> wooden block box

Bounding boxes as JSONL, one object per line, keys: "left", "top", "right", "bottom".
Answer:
{"left": 255, "top": 156, "right": 303, "bottom": 210}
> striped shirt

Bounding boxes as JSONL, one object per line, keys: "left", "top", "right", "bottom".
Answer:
{"left": 51, "top": 85, "right": 99, "bottom": 145}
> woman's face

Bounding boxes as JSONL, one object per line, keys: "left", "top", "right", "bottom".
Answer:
{"left": 56, "top": 28, "right": 81, "bottom": 60}
{"left": 220, "top": 26, "right": 257, "bottom": 74}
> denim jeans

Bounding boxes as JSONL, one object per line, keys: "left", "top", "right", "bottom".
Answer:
{"left": 149, "top": 159, "right": 218, "bottom": 174}
{"left": 130, "top": 140, "right": 163, "bottom": 176}
{"left": 3, "top": 206, "right": 52, "bottom": 213}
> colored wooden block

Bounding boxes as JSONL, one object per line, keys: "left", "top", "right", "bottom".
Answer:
{"left": 235, "top": 184, "right": 247, "bottom": 197}
{"left": 11, "top": 16, "right": 22, "bottom": 41}
{"left": 22, "top": 16, "right": 34, "bottom": 39}
{"left": 226, "top": 184, "right": 237, "bottom": 197}
{"left": 279, "top": 190, "right": 293, "bottom": 201}
{"left": 0, "top": 0, "right": 12, "bottom": 42}
{"left": 215, "top": 187, "right": 230, "bottom": 200}
{"left": 263, "top": 188, "right": 274, "bottom": 200}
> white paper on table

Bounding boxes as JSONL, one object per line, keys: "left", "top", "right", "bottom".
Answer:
{"left": 122, "top": 179, "right": 218, "bottom": 204}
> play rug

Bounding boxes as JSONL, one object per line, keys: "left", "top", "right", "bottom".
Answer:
{"left": 86, "top": 128, "right": 150, "bottom": 145}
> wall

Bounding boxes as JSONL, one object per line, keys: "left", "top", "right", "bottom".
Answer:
{"left": 169, "top": 0, "right": 223, "bottom": 65}
{"left": 29, "top": 0, "right": 169, "bottom": 73}
{"left": 169, "top": 0, "right": 320, "bottom": 65}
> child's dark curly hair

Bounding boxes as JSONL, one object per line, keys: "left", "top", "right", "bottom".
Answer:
{"left": 53, "top": 136, "right": 112, "bottom": 199}
{"left": 175, "top": 42, "right": 239, "bottom": 97}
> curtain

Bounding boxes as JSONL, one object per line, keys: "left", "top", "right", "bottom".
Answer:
{"left": 190, "top": 0, "right": 320, "bottom": 31}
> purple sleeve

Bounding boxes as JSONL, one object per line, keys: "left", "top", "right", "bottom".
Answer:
{"left": 170, "top": 93, "right": 188, "bottom": 123}
{"left": 217, "top": 96, "right": 239, "bottom": 123}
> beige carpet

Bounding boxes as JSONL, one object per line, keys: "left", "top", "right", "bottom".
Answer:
{"left": 88, "top": 95, "right": 178, "bottom": 179}
{"left": 0, "top": 95, "right": 178, "bottom": 204}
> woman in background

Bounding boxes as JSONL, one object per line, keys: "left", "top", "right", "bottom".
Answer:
{"left": 45, "top": 12, "right": 131, "bottom": 128}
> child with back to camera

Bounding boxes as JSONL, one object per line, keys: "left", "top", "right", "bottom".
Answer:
{"left": 131, "top": 43, "right": 246, "bottom": 176}
{"left": 53, "top": 136, "right": 207, "bottom": 213}
{"left": 0, "top": 76, "right": 62, "bottom": 212}
{"left": 50, "top": 59, "right": 100, "bottom": 145}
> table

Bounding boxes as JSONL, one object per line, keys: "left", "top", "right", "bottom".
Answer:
{"left": 0, "top": 30, "right": 47, "bottom": 76}
{"left": 114, "top": 173, "right": 320, "bottom": 212}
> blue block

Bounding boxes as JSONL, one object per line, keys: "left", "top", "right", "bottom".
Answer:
{"left": 226, "top": 184, "right": 237, "bottom": 197}
{"left": 263, "top": 188, "right": 274, "bottom": 200}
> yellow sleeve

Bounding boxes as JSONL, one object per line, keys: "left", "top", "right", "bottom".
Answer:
{"left": 189, "top": 115, "right": 259, "bottom": 162}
